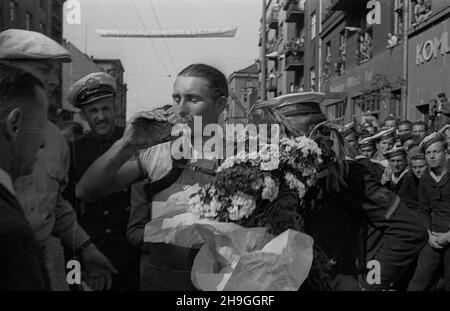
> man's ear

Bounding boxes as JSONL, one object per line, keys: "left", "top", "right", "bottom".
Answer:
{"left": 216, "top": 96, "right": 227, "bottom": 114}
{"left": 5, "top": 108, "right": 22, "bottom": 140}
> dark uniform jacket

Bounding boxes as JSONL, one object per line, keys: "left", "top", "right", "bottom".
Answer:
{"left": 305, "top": 160, "right": 427, "bottom": 290}
{"left": 417, "top": 167, "right": 450, "bottom": 233}
{"left": 0, "top": 184, "right": 49, "bottom": 290}
{"left": 397, "top": 173, "right": 420, "bottom": 214}
{"left": 65, "top": 127, "right": 139, "bottom": 269}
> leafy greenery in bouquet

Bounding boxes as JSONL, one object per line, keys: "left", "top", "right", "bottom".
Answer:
{"left": 189, "top": 136, "right": 323, "bottom": 232}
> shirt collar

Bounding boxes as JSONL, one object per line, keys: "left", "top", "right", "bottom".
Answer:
{"left": 0, "top": 168, "right": 15, "bottom": 196}
{"left": 429, "top": 166, "right": 447, "bottom": 183}
{"left": 392, "top": 169, "right": 408, "bottom": 185}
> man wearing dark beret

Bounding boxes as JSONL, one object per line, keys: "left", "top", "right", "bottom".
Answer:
{"left": 408, "top": 133, "right": 450, "bottom": 291}
{"left": 381, "top": 147, "right": 409, "bottom": 193}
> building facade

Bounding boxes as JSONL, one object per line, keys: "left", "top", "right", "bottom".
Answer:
{"left": 318, "top": 0, "right": 450, "bottom": 125}
{"left": 260, "top": 0, "right": 307, "bottom": 100}
{"left": 223, "top": 63, "right": 259, "bottom": 125}
{"left": 320, "top": 0, "right": 405, "bottom": 125}
{"left": 93, "top": 59, "right": 128, "bottom": 128}
{"left": 0, "top": 0, "right": 65, "bottom": 123}
{"left": 259, "top": 0, "right": 450, "bottom": 126}
{"left": 407, "top": 0, "right": 450, "bottom": 123}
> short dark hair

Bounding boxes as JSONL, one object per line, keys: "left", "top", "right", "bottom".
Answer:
{"left": 398, "top": 120, "right": 412, "bottom": 128}
{"left": 178, "top": 64, "right": 228, "bottom": 100}
{"left": 383, "top": 115, "right": 398, "bottom": 125}
{"left": 0, "top": 62, "right": 45, "bottom": 121}
{"left": 412, "top": 120, "right": 428, "bottom": 130}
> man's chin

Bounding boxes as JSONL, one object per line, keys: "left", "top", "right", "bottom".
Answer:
{"left": 94, "top": 126, "right": 112, "bottom": 136}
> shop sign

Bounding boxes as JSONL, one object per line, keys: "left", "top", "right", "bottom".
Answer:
{"left": 416, "top": 31, "right": 450, "bottom": 65}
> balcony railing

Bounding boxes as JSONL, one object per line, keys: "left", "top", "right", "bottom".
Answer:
{"left": 283, "top": 39, "right": 305, "bottom": 56}
{"left": 285, "top": 1, "right": 304, "bottom": 23}
{"left": 268, "top": 7, "right": 279, "bottom": 29}
{"left": 285, "top": 53, "right": 304, "bottom": 71}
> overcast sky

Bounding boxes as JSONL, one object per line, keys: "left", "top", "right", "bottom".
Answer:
{"left": 64, "top": 0, "right": 261, "bottom": 117}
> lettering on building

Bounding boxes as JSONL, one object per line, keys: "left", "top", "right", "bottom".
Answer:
{"left": 366, "top": 0, "right": 381, "bottom": 25}
{"left": 416, "top": 31, "right": 450, "bottom": 65}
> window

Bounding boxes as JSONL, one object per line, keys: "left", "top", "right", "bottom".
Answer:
{"left": 412, "top": 0, "right": 432, "bottom": 26}
{"left": 326, "top": 101, "right": 346, "bottom": 125}
{"left": 357, "top": 28, "right": 373, "bottom": 64}
{"left": 9, "top": 1, "right": 18, "bottom": 23}
{"left": 310, "top": 67, "right": 316, "bottom": 91}
{"left": 25, "top": 12, "right": 33, "bottom": 30}
{"left": 310, "top": 12, "right": 316, "bottom": 40}
{"left": 39, "top": 0, "right": 46, "bottom": 9}
{"left": 352, "top": 94, "right": 381, "bottom": 120}
{"left": 39, "top": 22, "right": 46, "bottom": 34}
{"left": 394, "top": 0, "right": 404, "bottom": 37}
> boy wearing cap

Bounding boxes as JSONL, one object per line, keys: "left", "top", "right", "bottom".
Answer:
{"left": 372, "top": 128, "right": 396, "bottom": 166}
{"left": 65, "top": 72, "right": 140, "bottom": 291}
{"left": 0, "top": 29, "right": 116, "bottom": 291}
{"left": 408, "top": 133, "right": 450, "bottom": 291}
{"left": 340, "top": 123, "right": 359, "bottom": 150}
{"left": 381, "top": 147, "right": 409, "bottom": 193}
{"left": 356, "top": 135, "right": 384, "bottom": 181}
{"left": 397, "top": 153, "right": 427, "bottom": 214}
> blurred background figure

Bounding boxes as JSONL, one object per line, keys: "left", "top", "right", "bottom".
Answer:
{"left": 0, "top": 63, "right": 49, "bottom": 290}
{"left": 398, "top": 120, "right": 413, "bottom": 136}
{"left": 412, "top": 121, "right": 428, "bottom": 141}
{"left": 59, "top": 121, "right": 84, "bottom": 143}
{"left": 383, "top": 115, "right": 399, "bottom": 130}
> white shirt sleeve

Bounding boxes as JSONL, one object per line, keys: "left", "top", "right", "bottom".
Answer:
{"left": 138, "top": 142, "right": 173, "bottom": 181}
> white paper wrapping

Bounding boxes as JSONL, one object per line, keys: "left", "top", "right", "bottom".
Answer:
{"left": 144, "top": 209, "right": 314, "bottom": 290}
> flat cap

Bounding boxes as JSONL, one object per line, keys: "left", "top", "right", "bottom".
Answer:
{"left": 276, "top": 92, "right": 325, "bottom": 117}
{"left": 438, "top": 124, "right": 450, "bottom": 135}
{"left": 0, "top": 29, "right": 71, "bottom": 62}
{"left": 384, "top": 146, "right": 407, "bottom": 159}
{"left": 68, "top": 72, "right": 117, "bottom": 108}
{"left": 358, "top": 136, "right": 375, "bottom": 148}
{"left": 419, "top": 132, "right": 446, "bottom": 152}
{"left": 409, "top": 149, "right": 425, "bottom": 161}
{"left": 371, "top": 127, "right": 396, "bottom": 142}
{"left": 339, "top": 122, "right": 357, "bottom": 137}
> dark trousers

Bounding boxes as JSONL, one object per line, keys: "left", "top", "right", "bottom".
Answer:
{"left": 408, "top": 243, "right": 450, "bottom": 291}
{"left": 140, "top": 243, "right": 199, "bottom": 291}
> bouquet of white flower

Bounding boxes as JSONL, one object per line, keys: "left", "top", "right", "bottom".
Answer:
{"left": 188, "top": 136, "right": 323, "bottom": 233}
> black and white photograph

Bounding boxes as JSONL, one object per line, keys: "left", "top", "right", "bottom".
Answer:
{"left": 0, "top": 0, "right": 449, "bottom": 300}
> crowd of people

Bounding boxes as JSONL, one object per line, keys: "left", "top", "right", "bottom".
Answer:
{"left": 0, "top": 28, "right": 449, "bottom": 291}
{"left": 339, "top": 115, "right": 450, "bottom": 290}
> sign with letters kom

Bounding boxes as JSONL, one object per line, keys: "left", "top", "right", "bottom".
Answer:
{"left": 416, "top": 31, "right": 450, "bottom": 65}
